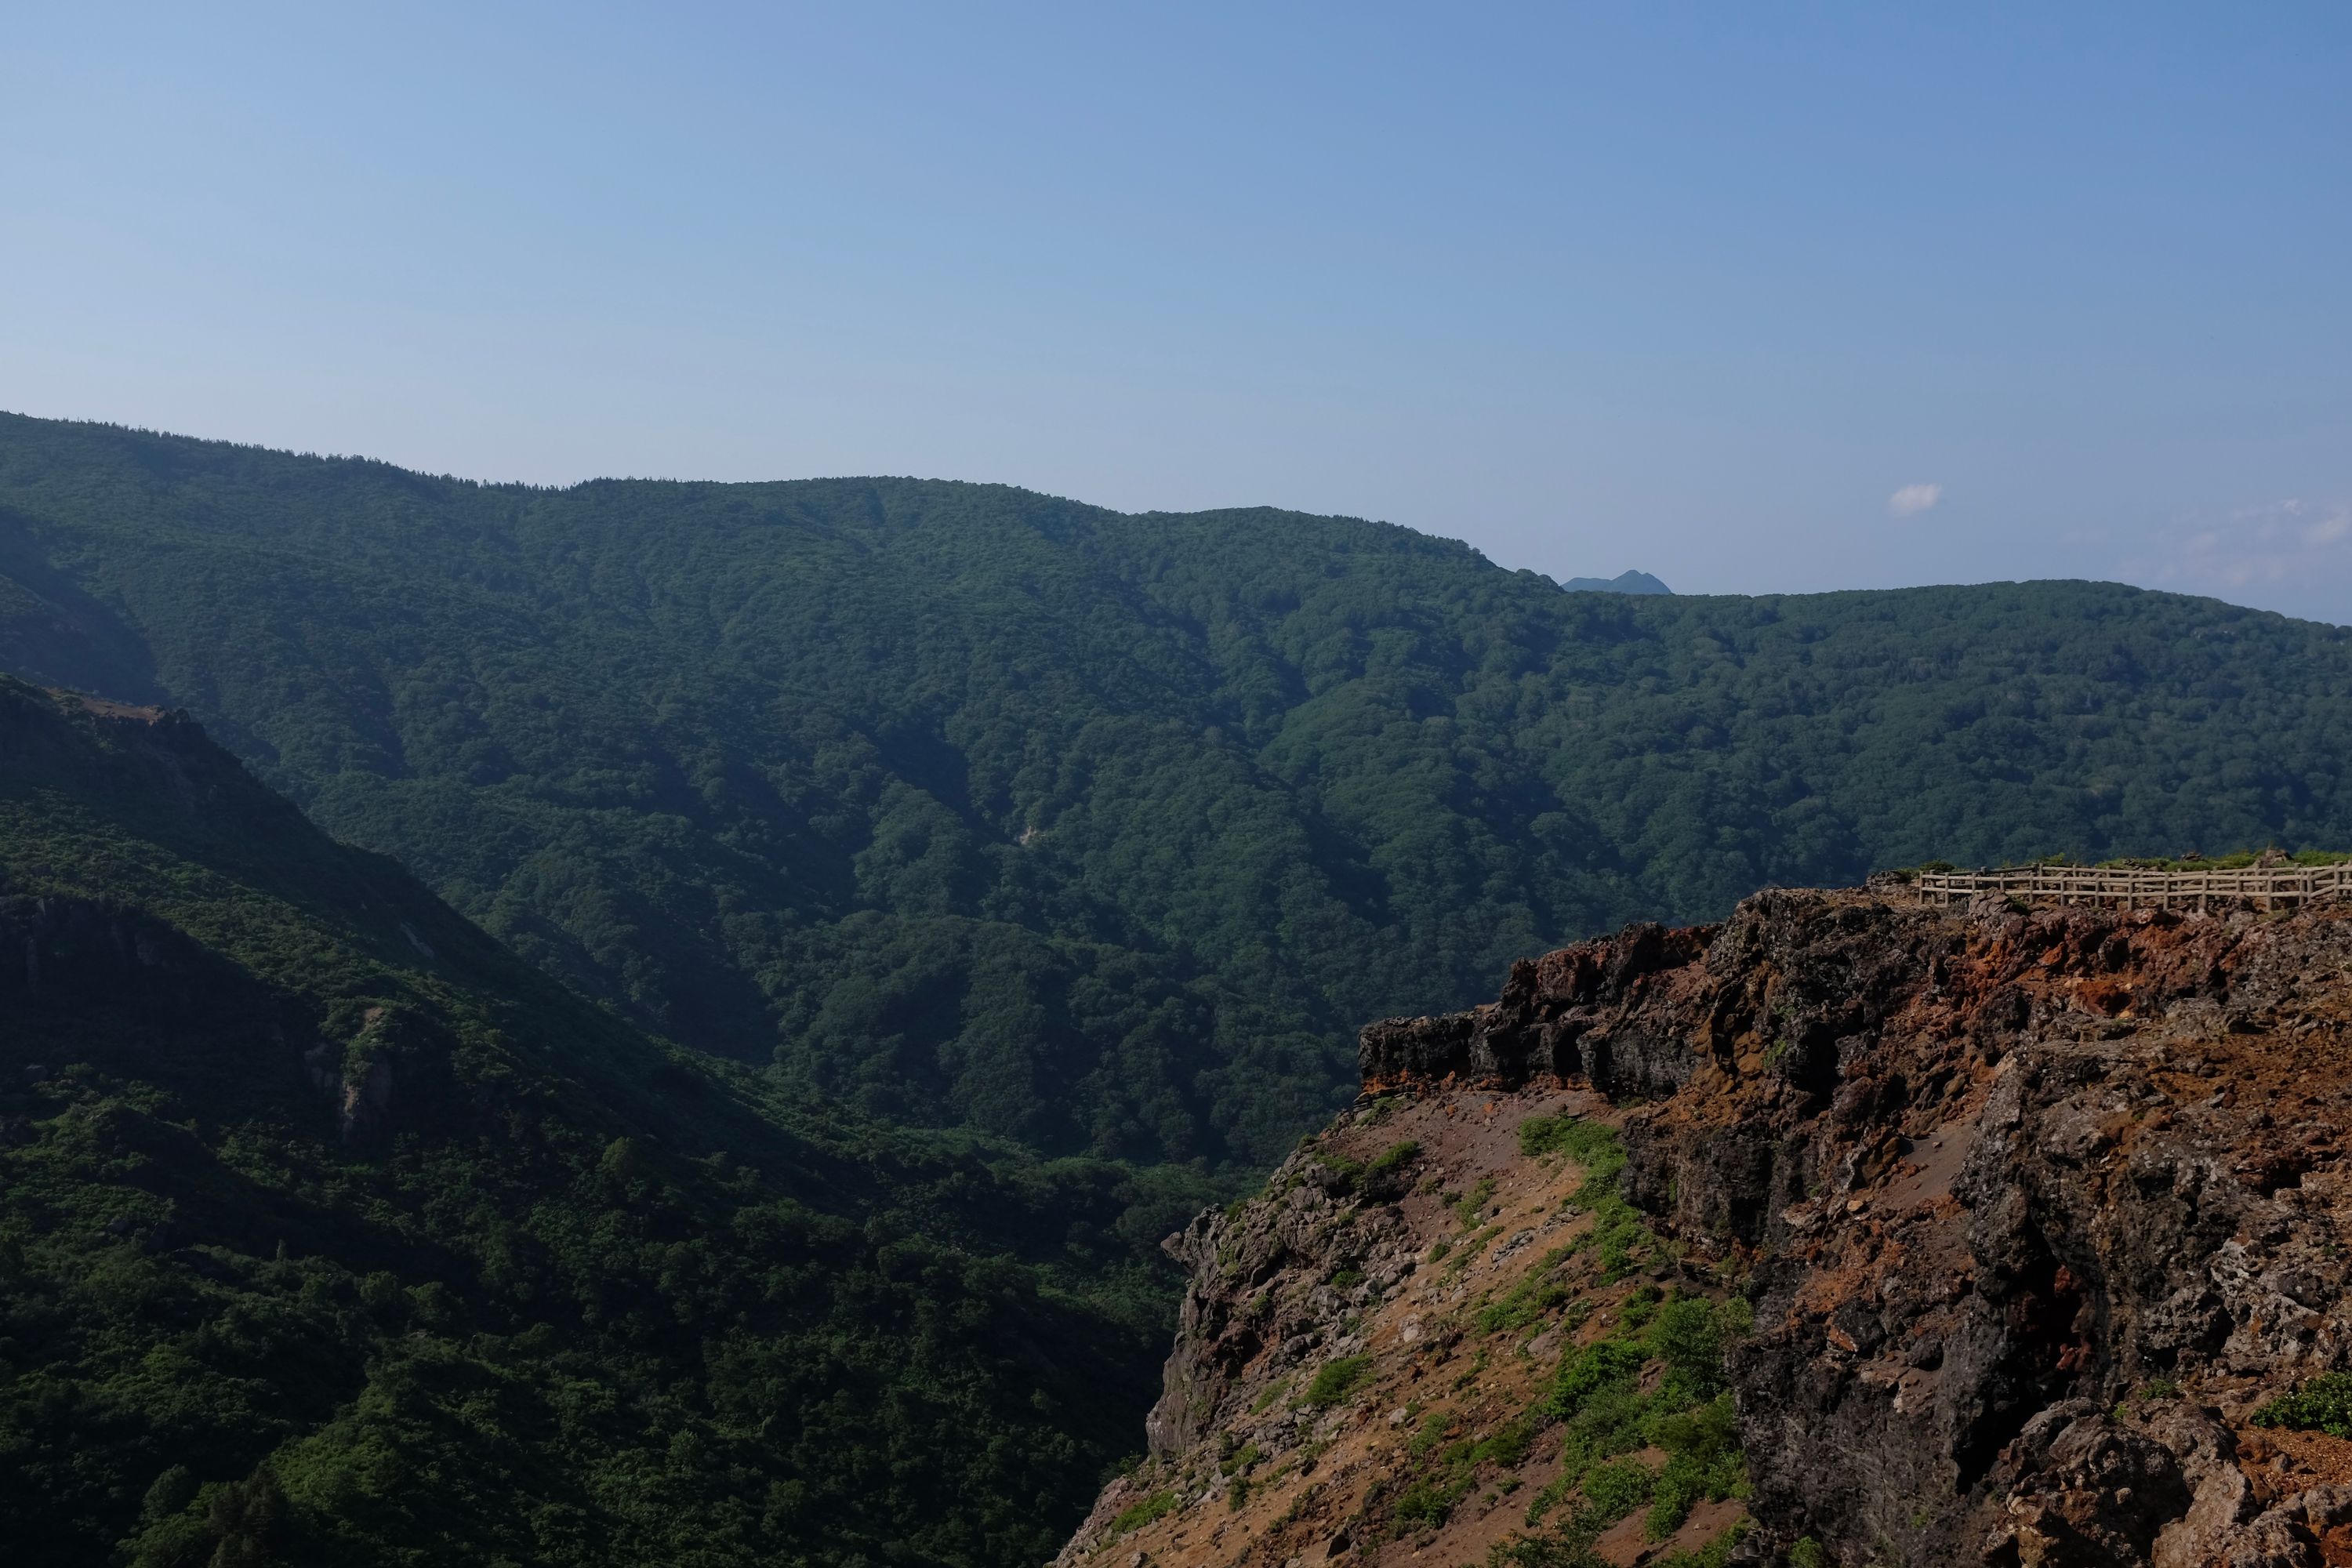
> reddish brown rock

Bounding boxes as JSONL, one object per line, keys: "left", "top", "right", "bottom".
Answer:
{"left": 1064, "top": 889, "right": 2352, "bottom": 1567}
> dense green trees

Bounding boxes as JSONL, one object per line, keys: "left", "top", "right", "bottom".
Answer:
{"left": 3, "top": 412, "right": 2350, "bottom": 1174}
{"left": 5, "top": 413, "right": 2352, "bottom": 1563}
{"left": 0, "top": 680, "right": 1179, "bottom": 1566}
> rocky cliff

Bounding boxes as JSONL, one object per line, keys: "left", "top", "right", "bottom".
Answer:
{"left": 1058, "top": 889, "right": 2352, "bottom": 1567}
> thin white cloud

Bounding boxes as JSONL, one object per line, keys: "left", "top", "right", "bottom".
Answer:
{"left": 1888, "top": 482, "right": 1943, "bottom": 518}
{"left": 2118, "top": 498, "right": 2352, "bottom": 617}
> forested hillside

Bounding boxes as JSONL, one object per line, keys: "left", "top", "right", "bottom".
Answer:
{"left": 0, "top": 678, "right": 1174, "bottom": 1567}
{"left": 2, "top": 412, "right": 2350, "bottom": 1171}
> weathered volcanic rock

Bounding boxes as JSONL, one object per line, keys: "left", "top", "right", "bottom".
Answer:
{"left": 1064, "top": 890, "right": 2352, "bottom": 1568}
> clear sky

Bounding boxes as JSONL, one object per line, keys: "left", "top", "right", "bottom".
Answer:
{"left": 5, "top": 4, "right": 2349, "bottom": 620}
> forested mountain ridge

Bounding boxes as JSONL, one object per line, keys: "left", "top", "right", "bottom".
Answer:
{"left": 1559, "top": 568, "right": 1672, "bottom": 593}
{"left": 2, "top": 411, "right": 2350, "bottom": 1174}
{"left": 0, "top": 676, "right": 1174, "bottom": 1566}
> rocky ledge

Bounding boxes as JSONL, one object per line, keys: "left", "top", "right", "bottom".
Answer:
{"left": 1058, "top": 889, "right": 2352, "bottom": 1567}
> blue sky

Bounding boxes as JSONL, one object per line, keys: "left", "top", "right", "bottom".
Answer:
{"left": 5, "top": 3, "right": 2349, "bottom": 619}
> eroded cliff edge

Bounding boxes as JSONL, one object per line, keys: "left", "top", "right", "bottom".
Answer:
{"left": 1059, "top": 889, "right": 2352, "bottom": 1567}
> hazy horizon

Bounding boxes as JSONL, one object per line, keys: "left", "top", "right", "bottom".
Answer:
{"left": 6, "top": 4, "right": 2347, "bottom": 621}
{"left": 16, "top": 403, "right": 2349, "bottom": 631}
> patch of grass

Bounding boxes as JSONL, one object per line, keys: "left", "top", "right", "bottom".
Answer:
{"left": 1473, "top": 1418, "right": 1535, "bottom": 1470}
{"left": 1583, "top": 1199, "right": 1649, "bottom": 1280}
{"left": 1442, "top": 1154, "right": 1755, "bottom": 1559}
{"left": 1451, "top": 1176, "right": 1501, "bottom": 1227}
{"left": 1517, "top": 1116, "right": 1624, "bottom": 1165}
{"left": 1386, "top": 1421, "right": 1536, "bottom": 1532}
{"left": 1409, "top": 1410, "right": 1453, "bottom": 1456}
{"left": 1303, "top": 1354, "right": 1374, "bottom": 1406}
{"left": 1370, "top": 1139, "right": 1421, "bottom": 1174}
{"left": 1536, "top": 1125, "right": 1650, "bottom": 1279}
{"left": 1479, "top": 1246, "right": 1577, "bottom": 1333}
{"left": 1393, "top": 1465, "right": 1481, "bottom": 1530}
{"left": 1110, "top": 1490, "right": 1178, "bottom": 1534}
{"left": 1524, "top": 1472, "right": 1576, "bottom": 1527}
{"left": 1523, "top": 1293, "right": 1755, "bottom": 1540}
{"left": 1578, "top": 1457, "right": 1653, "bottom": 1525}
{"left": 1443, "top": 1223, "right": 1504, "bottom": 1280}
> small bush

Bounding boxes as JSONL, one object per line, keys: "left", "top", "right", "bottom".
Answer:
{"left": 1578, "top": 1457, "right": 1653, "bottom": 1525}
{"left": 1304, "top": 1354, "right": 1374, "bottom": 1406}
{"left": 1646, "top": 1294, "right": 1729, "bottom": 1392}
{"left": 1550, "top": 1338, "right": 1646, "bottom": 1420}
{"left": 1312, "top": 1149, "right": 1366, "bottom": 1192}
{"left": 2253, "top": 1373, "right": 2352, "bottom": 1438}
{"left": 1643, "top": 1394, "right": 1744, "bottom": 1538}
{"left": 1370, "top": 1139, "right": 1421, "bottom": 1174}
{"left": 1472, "top": 1418, "right": 1534, "bottom": 1469}
{"left": 1393, "top": 1468, "right": 1478, "bottom": 1530}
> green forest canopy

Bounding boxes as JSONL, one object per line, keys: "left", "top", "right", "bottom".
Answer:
{"left": 0, "top": 677, "right": 1182, "bottom": 1567}
{"left": 2, "top": 411, "right": 2350, "bottom": 1172}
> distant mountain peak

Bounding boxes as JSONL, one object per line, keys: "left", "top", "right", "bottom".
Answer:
{"left": 1559, "top": 568, "right": 1672, "bottom": 594}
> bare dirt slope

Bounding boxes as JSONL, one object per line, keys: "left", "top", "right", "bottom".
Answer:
{"left": 1058, "top": 1083, "right": 1750, "bottom": 1568}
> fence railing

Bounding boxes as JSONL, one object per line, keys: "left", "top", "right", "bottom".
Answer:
{"left": 1911, "top": 863, "right": 2352, "bottom": 911}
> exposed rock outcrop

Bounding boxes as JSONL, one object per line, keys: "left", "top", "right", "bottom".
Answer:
{"left": 1062, "top": 890, "right": 2352, "bottom": 1567}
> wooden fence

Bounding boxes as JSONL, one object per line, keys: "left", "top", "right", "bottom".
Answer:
{"left": 1911, "top": 864, "right": 2352, "bottom": 911}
